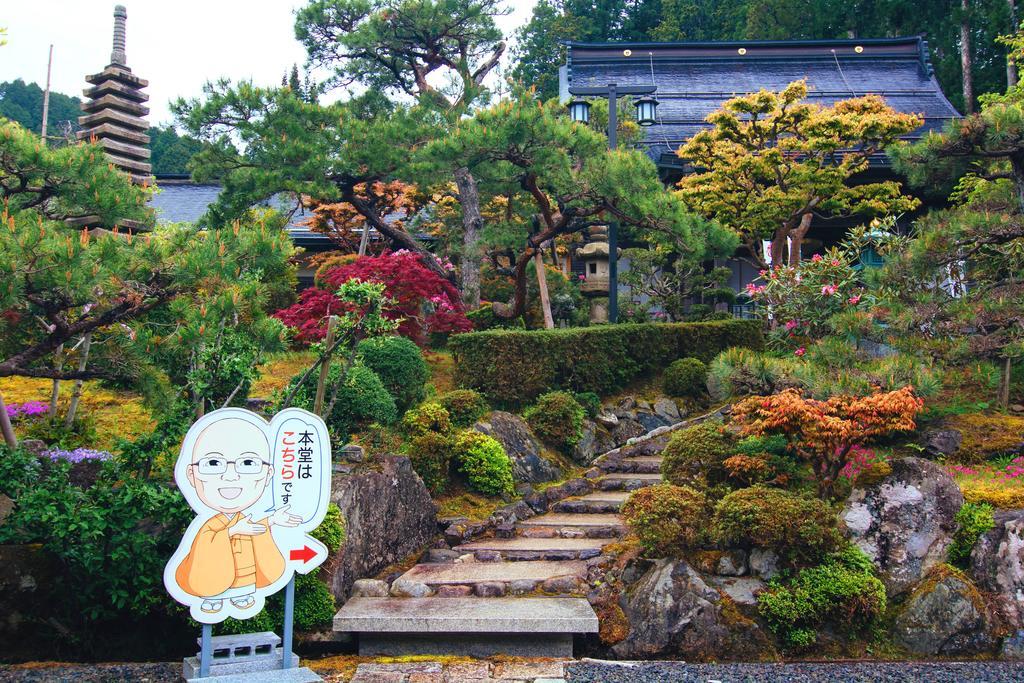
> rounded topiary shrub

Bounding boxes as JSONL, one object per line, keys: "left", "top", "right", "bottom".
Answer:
{"left": 663, "top": 357, "right": 708, "bottom": 398}
{"left": 402, "top": 401, "right": 451, "bottom": 436}
{"left": 660, "top": 420, "right": 736, "bottom": 490}
{"left": 621, "top": 483, "right": 709, "bottom": 557}
{"left": 524, "top": 390, "right": 586, "bottom": 453}
{"left": 357, "top": 335, "right": 429, "bottom": 412}
{"left": 283, "top": 362, "right": 397, "bottom": 438}
{"left": 438, "top": 389, "right": 489, "bottom": 427}
{"left": 407, "top": 432, "right": 453, "bottom": 495}
{"left": 712, "top": 486, "right": 842, "bottom": 565}
{"left": 453, "top": 430, "right": 515, "bottom": 497}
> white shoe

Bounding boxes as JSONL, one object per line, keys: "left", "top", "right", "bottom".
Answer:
{"left": 230, "top": 595, "right": 256, "bottom": 609}
{"left": 200, "top": 599, "right": 223, "bottom": 613}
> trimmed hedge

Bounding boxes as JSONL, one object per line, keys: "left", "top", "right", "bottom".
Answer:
{"left": 449, "top": 320, "right": 762, "bottom": 406}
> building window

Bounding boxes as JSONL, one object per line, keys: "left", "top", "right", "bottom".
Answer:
{"left": 589, "top": 263, "right": 597, "bottom": 274}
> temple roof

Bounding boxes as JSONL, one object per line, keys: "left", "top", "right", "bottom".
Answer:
{"left": 562, "top": 36, "right": 960, "bottom": 171}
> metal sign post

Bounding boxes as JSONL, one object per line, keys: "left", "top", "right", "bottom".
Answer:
{"left": 282, "top": 576, "right": 296, "bottom": 670}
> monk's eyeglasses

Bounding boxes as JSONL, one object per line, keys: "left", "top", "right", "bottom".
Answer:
{"left": 191, "top": 455, "right": 270, "bottom": 476}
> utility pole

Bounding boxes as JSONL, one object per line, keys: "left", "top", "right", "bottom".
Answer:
{"left": 40, "top": 44, "right": 53, "bottom": 143}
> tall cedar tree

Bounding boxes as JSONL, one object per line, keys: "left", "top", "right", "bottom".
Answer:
{"left": 428, "top": 90, "right": 737, "bottom": 319}
{"left": 295, "top": 0, "right": 508, "bottom": 308}
{"left": 676, "top": 81, "right": 922, "bottom": 269}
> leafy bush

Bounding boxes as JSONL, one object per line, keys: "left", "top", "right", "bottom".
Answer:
{"left": 706, "top": 347, "right": 796, "bottom": 401}
{"left": 218, "top": 571, "right": 335, "bottom": 635}
{"left": 525, "top": 391, "right": 586, "bottom": 452}
{"left": 21, "top": 414, "right": 99, "bottom": 450}
{"left": 407, "top": 432, "right": 453, "bottom": 495}
{"left": 949, "top": 502, "right": 995, "bottom": 567}
{"left": 466, "top": 303, "right": 526, "bottom": 331}
{"left": 437, "top": 389, "right": 489, "bottom": 427}
{"left": 449, "top": 319, "right": 763, "bottom": 406}
{"left": 663, "top": 358, "right": 708, "bottom": 397}
{"left": 357, "top": 335, "right": 429, "bottom": 412}
{"left": 621, "top": 483, "right": 709, "bottom": 557}
{"left": 311, "top": 503, "right": 346, "bottom": 553}
{"left": 725, "top": 434, "right": 803, "bottom": 487}
{"left": 712, "top": 486, "right": 842, "bottom": 565}
{"left": 757, "top": 545, "right": 887, "bottom": 650}
{"left": 661, "top": 421, "right": 736, "bottom": 490}
{"left": 283, "top": 362, "right": 397, "bottom": 438}
{"left": 0, "top": 454, "right": 193, "bottom": 621}
{"left": 402, "top": 401, "right": 452, "bottom": 436}
{"left": 572, "top": 391, "right": 602, "bottom": 419}
{"left": 453, "top": 430, "right": 514, "bottom": 497}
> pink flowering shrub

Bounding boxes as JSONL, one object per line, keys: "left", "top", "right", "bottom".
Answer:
{"left": 5, "top": 401, "right": 49, "bottom": 421}
{"left": 948, "top": 457, "right": 1024, "bottom": 508}
{"left": 744, "top": 247, "right": 865, "bottom": 350}
{"left": 839, "top": 445, "right": 888, "bottom": 480}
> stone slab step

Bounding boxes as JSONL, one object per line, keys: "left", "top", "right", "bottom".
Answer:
{"left": 453, "top": 536, "right": 610, "bottom": 561}
{"left": 600, "top": 456, "right": 664, "bottom": 474}
{"left": 517, "top": 512, "right": 624, "bottom": 538}
{"left": 334, "top": 597, "right": 597, "bottom": 657}
{"left": 554, "top": 491, "right": 631, "bottom": 513}
{"left": 398, "top": 560, "right": 589, "bottom": 595}
{"left": 596, "top": 473, "right": 663, "bottom": 490}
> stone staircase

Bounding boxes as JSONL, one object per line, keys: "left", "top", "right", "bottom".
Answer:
{"left": 333, "top": 438, "right": 667, "bottom": 658}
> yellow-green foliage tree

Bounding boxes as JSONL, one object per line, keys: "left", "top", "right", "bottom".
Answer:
{"left": 676, "top": 80, "right": 922, "bottom": 269}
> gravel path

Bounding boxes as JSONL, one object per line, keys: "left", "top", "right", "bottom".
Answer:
{"left": 566, "top": 660, "right": 1024, "bottom": 683}
{"left": 0, "top": 663, "right": 179, "bottom": 683}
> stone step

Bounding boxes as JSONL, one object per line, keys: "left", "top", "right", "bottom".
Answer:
{"left": 596, "top": 472, "right": 663, "bottom": 490}
{"left": 600, "top": 456, "right": 663, "bottom": 474}
{"left": 397, "top": 560, "right": 590, "bottom": 596}
{"left": 453, "top": 536, "right": 610, "bottom": 561}
{"left": 517, "top": 512, "right": 625, "bottom": 538}
{"left": 334, "top": 597, "right": 598, "bottom": 657}
{"left": 553, "top": 491, "right": 631, "bottom": 513}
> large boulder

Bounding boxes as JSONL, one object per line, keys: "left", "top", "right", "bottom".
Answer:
{"left": 970, "top": 509, "right": 1024, "bottom": 630}
{"left": 840, "top": 457, "right": 963, "bottom": 597}
{"left": 573, "top": 420, "right": 616, "bottom": 465}
{"left": 473, "top": 411, "right": 562, "bottom": 483}
{"left": 329, "top": 456, "right": 437, "bottom": 600}
{"left": 611, "top": 559, "right": 774, "bottom": 660}
{"left": 894, "top": 569, "right": 995, "bottom": 656}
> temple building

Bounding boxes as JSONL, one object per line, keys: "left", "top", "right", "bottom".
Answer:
{"left": 560, "top": 37, "right": 961, "bottom": 298}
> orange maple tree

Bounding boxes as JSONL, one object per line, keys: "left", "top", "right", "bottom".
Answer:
{"left": 303, "top": 181, "right": 421, "bottom": 254}
{"left": 731, "top": 387, "right": 924, "bottom": 498}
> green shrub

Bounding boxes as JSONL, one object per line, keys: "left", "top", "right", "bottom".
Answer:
{"left": 22, "top": 414, "right": 99, "bottom": 450}
{"left": 660, "top": 421, "right": 736, "bottom": 489}
{"left": 466, "top": 303, "right": 526, "bottom": 330}
{"left": 218, "top": 571, "right": 335, "bottom": 635}
{"left": 402, "top": 401, "right": 452, "bottom": 436}
{"left": 437, "top": 389, "right": 489, "bottom": 427}
{"left": 283, "top": 362, "right": 397, "bottom": 438}
{"left": 706, "top": 347, "right": 795, "bottom": 401}
{"left": 524, "top": 391, "right": 586, "bottom": 452}
{"left": 729, "top": 434, "right": 804, "bottom": 487}
{"left": 453, "top": 430, "right": 514, "bottom": 497}
{"left": 949, "top": 502, "right": 995, "bottom": 568}
{"left": 311, "top": 503, "right": 346, "bottom": 553}
{"left": 712, "top": 486, "right": 842, "bottom": 565}
{"left": 407, "top": 432, "right": 454, "bottom": 495}
{"left": 357, "top": 335, "right": 430, "bottom": 412}
{"left": 449, "top": 319, "right": 763, "bottom": 406}
{"left": 757, "top": 545, "right": 887, "bottom": 650}
{"left": 573, "top": 391, "right": 602, "bottom": 419}
{"left": 621, "top": 483, "right": 709, "bottom": 557}
{"left": 663, "top": 358, "right": 708, "bottom": 397}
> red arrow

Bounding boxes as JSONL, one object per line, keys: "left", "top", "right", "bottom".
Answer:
{"left": 289, "top": 545, "right": 317, "bottom": 563}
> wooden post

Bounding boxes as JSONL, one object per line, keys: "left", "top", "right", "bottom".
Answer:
{"left": 535, "top": 252, "right": 554, "bottom": 329}
{"left": 313, "top": 316, "right": 338, "bottom": 416}
{"left": 40, "top": 45, "right": 53, "bottom": 144}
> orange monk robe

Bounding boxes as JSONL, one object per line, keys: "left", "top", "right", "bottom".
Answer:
{"left": 175, "top": 512, "right": 286, "bottom": 597}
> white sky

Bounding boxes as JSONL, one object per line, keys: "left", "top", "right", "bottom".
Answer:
{"left": 1, "top": 0, "right": 538, "bottom": 126}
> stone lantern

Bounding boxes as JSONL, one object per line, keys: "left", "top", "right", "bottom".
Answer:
{"left": 575, "top": 225, "right": 618, "bottom": 323}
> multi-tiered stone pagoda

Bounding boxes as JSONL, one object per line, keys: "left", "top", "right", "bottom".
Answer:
{"left": 77, "top": 5, "right": 152, "bottom": 186}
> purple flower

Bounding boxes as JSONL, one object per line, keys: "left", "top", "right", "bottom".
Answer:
{"left": 5, "top": 401, "right": 49, "bottom": 420}
{"left": 43, "top": 448, "right": 112, "bottom": 464}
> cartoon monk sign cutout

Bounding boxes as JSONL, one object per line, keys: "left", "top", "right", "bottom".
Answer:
{"left": 164, "top": 407, "right": 332, "bottom": 623}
